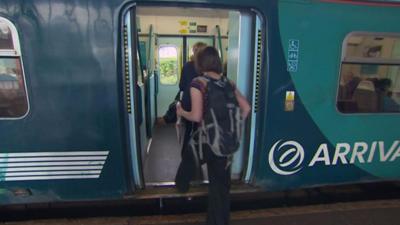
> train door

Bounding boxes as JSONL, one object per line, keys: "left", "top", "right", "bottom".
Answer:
{"left": 227, "top": 10, "right": 257, "bottom": 180}
{"left": 122, "top": 8, "right": 146, "bottom": 188}
{"left": 141, "top": 36, "right": 215, "bottom": 186}
{"left": 126, "top": 6, "right": 263, "bottom": 191}
{"left": 156, "top": 37, "right": 183, "bottom": 117}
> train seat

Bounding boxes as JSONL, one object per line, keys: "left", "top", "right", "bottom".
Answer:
{"left": 353, "top": 80, "right": 378, "bottom": 112}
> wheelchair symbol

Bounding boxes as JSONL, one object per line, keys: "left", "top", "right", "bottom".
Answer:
{"left": 289, "top": 40, "right": 299, "bottom": 51}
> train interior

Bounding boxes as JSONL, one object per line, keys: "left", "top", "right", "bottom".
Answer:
{"left": 337, "top": 34, "right": 400, "bottom": 113}
{"left": 123, "top": 6, "right": 261, "bottom": 189}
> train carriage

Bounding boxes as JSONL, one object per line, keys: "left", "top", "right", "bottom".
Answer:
{"left": 0, "top": 0, "right": 399, "bottom": 206}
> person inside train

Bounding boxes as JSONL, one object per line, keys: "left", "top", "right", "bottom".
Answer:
{"left": 374, "top": 78, "right": 400, "bottom": 112}
{"left": 157, "top": 42, "right": 207, "bottom": 125}
{"left": 172, "top": 42, "right": 208, "bottom": 190}
{"left": 339, "top": 71, "right": 361, "bottom": 100}
{"left": 176, "top": 46, "right": 250, "bottom": 225}
{"left": 171, "top": 42, "right": 208, "bottom": 192}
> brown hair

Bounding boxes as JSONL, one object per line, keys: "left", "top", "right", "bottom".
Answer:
{"left": 195, "top": 46, "right": 222, "bottom": 74}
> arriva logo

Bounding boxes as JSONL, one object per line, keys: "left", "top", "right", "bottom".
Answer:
{"left": 268, "top": 140, "right": 305, "bottom": 175}
{"left": 269, "top": 140, "right": 400, "bottom": 176}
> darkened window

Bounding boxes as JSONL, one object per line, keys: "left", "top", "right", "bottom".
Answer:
{"left": 158, "top": 45, "right": 178, "bottom": 85}
{"left": 337, "top": 33, "right": 400, "bottom": 113}
{"left": 0, "top": 18, "right": 29, "bottom": 118}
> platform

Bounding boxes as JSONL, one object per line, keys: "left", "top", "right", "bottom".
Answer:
{"left": 2, "top": 199, "right": 399, "bottom": 225}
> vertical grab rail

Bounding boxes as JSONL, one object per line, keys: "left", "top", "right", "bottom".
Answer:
{"left": 147, "top": 25, "right": 153, "bottom": 74}
{"left": 216, "top": 25, "right": 224, "bottom": 63}
{"left": 145, "top": 24, "right": 154, "bottom": 138}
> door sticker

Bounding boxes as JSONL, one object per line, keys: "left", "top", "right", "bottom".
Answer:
{"left": 287, "top": 39, "right": 299, "bottom": 72}
{"left": 285, "top": 91, "right": 295, "bottom": 111}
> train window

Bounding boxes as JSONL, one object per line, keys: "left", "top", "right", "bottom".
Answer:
{"left": 337, "top": 33, "right": 400, "bottom": 113}
{"left": 158, "top": 45, "right": 178, "bottom": 85}
{"left": 0, "top": 24, "right": 13, "bottom": 49}
{"left": 0, "top": 18, "right": 29, "bottom": 118}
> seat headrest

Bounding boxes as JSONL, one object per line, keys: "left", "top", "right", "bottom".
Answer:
{"left": 356, "top": 80, "right": 375, "bottom": 91}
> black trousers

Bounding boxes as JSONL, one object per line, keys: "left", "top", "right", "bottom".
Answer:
{"left": 175, "top": 121, "right": 197, "bottom": 192}
{"left": 175, "top": 124, "right": 231, "bottom": 225}
{"left": 203, "top": 147, "right": 231, "bottom": 225}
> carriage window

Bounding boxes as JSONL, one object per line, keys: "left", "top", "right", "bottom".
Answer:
{"left": 0, "top": 18, "right": 28, "bottom": 118}
{"left": 159, "top": 45, "right": 178, "bottom": 85}
{"left": 337, "top": 33, "right": 400, "bottom": 113}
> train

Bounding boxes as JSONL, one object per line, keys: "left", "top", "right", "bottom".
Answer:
{"left": 0, "top": 0, "right": 399, "bottom": 206}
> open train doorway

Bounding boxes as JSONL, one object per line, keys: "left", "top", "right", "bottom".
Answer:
{"left": 122, "top": 5, "right": 263, "bottom": 189}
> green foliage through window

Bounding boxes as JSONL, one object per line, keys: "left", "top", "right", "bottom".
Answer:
{"left": 159, "top": 46, "right": 178, "bottom": 85}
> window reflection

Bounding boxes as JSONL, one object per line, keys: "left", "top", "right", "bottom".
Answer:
{"left": 0, "top": 58, "right": 28, "bottom": 117}
{"left": 338, "top": 33, "right": 400, "bottom": 113}
{"left": 0, "top": 19, "right": 28, "bottom": 118}
{"left": 345, "top": 35, "right": 400, "bottom": 60}
{"left": 0, "top": 22, "right": 13, "bottom": 50}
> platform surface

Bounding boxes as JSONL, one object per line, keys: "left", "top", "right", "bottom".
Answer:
{"left": 2, "top": 199, "right": 400, "bottom": 225}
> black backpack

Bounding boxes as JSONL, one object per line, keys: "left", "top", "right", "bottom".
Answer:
{"left": 189, "top": 75, "right": 243, "bottom": 159}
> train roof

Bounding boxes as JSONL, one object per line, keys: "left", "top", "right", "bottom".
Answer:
{"left": 318, "top": 0, "right": 400, "bottom": 6}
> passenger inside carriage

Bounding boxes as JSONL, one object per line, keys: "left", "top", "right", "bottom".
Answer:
{"left": 337, "top": 71, "right": 361, "bottom": 112}
{"left": 338, "top": 71, "right": 361, "bottom": 100}
{"left": 374, "top": 78, "right": 400, "bottom": 112}
{"left": 157, "top": 42, "right": 207, "bottom": 125}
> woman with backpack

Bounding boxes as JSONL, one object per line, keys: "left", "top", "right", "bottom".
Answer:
{"left": 176, "top": 46, "right": 250, "bottom": 225}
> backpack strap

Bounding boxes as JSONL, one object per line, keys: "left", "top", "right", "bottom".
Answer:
{"left": 193, "top": 76, "right": 209, "bottom": 87}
